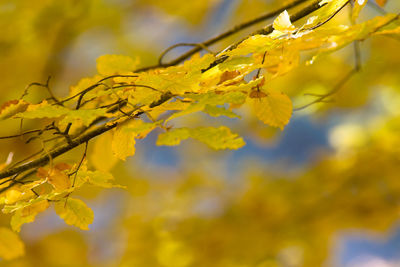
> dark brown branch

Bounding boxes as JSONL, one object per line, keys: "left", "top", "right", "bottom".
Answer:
{"left": 59, "top": 74, "right": 139, "bottom": 104}
{"left": 202, "top": 0, "right": 329, "bottom": 72}
{"left": 135, "top": 0, "right": 308, "bottom": 72}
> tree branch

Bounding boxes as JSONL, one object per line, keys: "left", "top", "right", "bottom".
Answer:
{"left": 0, "top": 92, "right": 174, "bottom": 180}
{"left": 0, "top": 0, "right": 357, "bottom": 182}
{"left": 202, "top": 0, "right": 330, "bottom": 72}
{"left": 135, "top": 0, "right": 308, "bottom": 72}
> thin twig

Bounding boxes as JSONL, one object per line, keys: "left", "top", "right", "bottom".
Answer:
{"left": 294, "top": 68, "right": 357, "bottom": 111}
{"left": 59, "top": 74, "right": 139, "bottom": 104}
{"left": 0, "top": 170, "right": 36, "bottom": 194}
{"left": 135, "top": 0, "right": 308, "bottom": 72}
{"left": 202, "top": 0, "right": 330, "bottom": 72}
{"left": 21, "top": 76, "right": 61, "bottom": 105}
{"left": 0, "top": 129, "right": 43, "bottom": 140}
{"left": 71, "top": 141, "right": 88, "bottom": 187}
{"left": 307, "top": 0, "right": 350, "bottom": 31}
{"left": 158, "top": 43, "right": 214, "bottom": 66}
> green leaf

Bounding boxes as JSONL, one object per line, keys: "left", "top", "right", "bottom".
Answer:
{"left": 54, "top": 198, "right": 94, "bottom": 230}
{"left": 157, "top": 126, "right": 245, "bottom": 150}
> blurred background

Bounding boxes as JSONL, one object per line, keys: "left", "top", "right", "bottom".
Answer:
{"left": 1, "top": 0, "right": 400, "bottom": 266}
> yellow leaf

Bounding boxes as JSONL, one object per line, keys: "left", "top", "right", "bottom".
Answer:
{"left": 90, "top": 131, "right": 118, "bottom": 172}
{"left": 11, "top": 200, "right": 49, "bottom": 232}
{"left": 166, "top": 91, "right": 247, "bottom": 122}
{"left": 135, "top": 53, "right": 215, "bottom": 95}
{"left": 54, "top": 198, "right": 94, "bottom": 230}
{"left": 18, "top": 100, "right": 107, "bottom": 126}
{"left": 203, "top": 105, "right": 240, "bottom": 119}
{"left": 189, "top": 126, "right": 245, "bottom": 150}
{"left": 59, "top": 108, "right": 108, "bottom": 127}
{"left": 263, "top": 48, "right": 300, "bottom": 77}
{"left": 21, "top": 199, "right": 49, "bottom": 217}
{"left": 123, "top": 120, "right": 160, "bottom": 139}
{"left": 112, "top": 123, "right": 136, "bottom": 160}
{"left": 96, "top": 54, "right": 138, "bottom": 76}
{"left": 10, "top": 211, "right": 35, "bottom": 233}
{"left": 0, "top": 99, "right": 29, "bottom": 120}
{"left": 4, "top": 187, "right": 35, "bottom": 205}
{"left": 222, "top": 35, "right": 278, "bottom": 58}
{"left": 305, "top": 0, "right": 349, "bottom": 29}
{"left": 127, "top": 86, "right": 163, "bottom": 106}
{"left": 0, "top": 227, "right": 25, "bottom": 260}
{"left": 76, "top": 170, "right": 123, "bottom": 188}
{"left": 157, "top": 126, "right": 245, "bottom": 150}
{"left": 156, "top": 128, "right": 191, "bottom": 146}
{"left": 47, "top": 169, "right": 71, "bottom": 193}
{"left": 69, "top": 74, "right": 102, "bottom": 97}
{"left": 273, "top": 10, "right": 296, "bottom": 33}
{"left": 248, "top": 89, "right": 293, "bottom": 130}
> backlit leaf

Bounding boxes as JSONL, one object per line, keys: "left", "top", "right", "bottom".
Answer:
{"left": 123, "top": 120, "right": 160, "bottom": 139}
{"left": 90, "top": 131, "right": 118, "bottom": 172}
{"left": 10, "top": 211, "right": 35, "bottom": 233}
{"left": 17, "top": 100, "right": 107, "bottom": 126}
{"left": 54, "top": 198, "right": 94, "bottom": 230}
{"left": 166, "top": 91, "right": 247, "bottom": 122}
{"left": 157, "top": 126, "right": 245, "bottom": 150}
{"left": 4, "top": 186, "right": 35, "bottom": 205}
{"left": 203, "top": 105, "right": 240, "bottom": 118}
{"left": 0, "top": 100, "right": 29, "bottom": 120}
{"left": 273, "top": 10, "right": 296, "bottom": 33}
{"left": 38, "top": 166, "right": 71, "bottom": 193}
{"left": 248, "top": 89, "right": 293, "bottom": 130}
{"left": 112, "top": 123, "right": 136, "bottom": 160}
{"left": 11, "top": 200, "right": 49, "bottom": 232}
